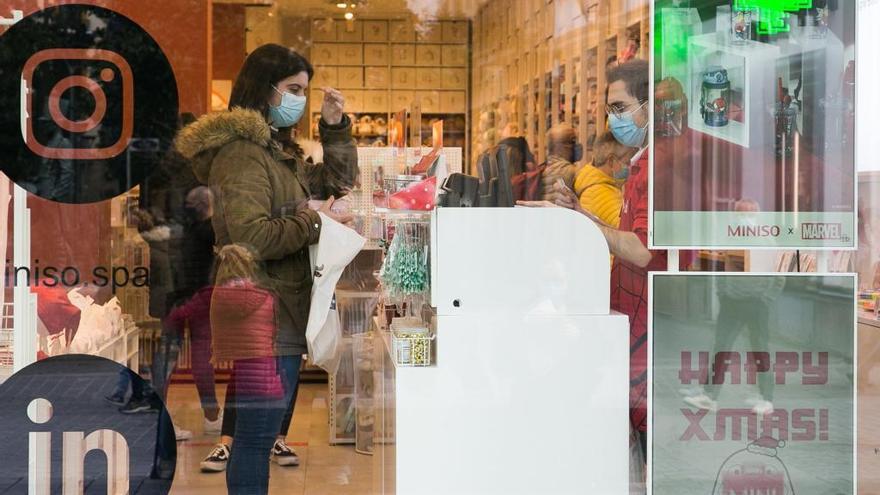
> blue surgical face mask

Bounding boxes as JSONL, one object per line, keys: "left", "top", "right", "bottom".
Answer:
{"left": 608, "top": 101, "right": 648, "bottom": 148}
{"left": 572, "top": 142, "right": 583, "bottom": 163}
{"left": 268, "top": 86, "right": 306, "bottom": 128}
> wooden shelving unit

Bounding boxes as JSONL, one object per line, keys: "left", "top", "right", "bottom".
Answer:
{"left": 471, "top": 0, "right": 650, "bottom": 168}
{"left": 308, "top": 18, "right": 470, "bottom": 158}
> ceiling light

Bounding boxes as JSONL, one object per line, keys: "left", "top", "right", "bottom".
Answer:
{"left": 350, "top": 3, "right": 357, "bottom": 7}
{"left": 336, "top": 2, "right": 347, "bottom": 8}
{"left": 344, "top": 11, "right": 355, "bottom": 20}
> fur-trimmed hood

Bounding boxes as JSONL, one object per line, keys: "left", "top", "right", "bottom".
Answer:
{"left": 175, "top": 108, "right": 273, "bottom": 183}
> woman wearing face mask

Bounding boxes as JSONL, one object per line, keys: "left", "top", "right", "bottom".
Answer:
{"left": 175, "top": 43, "right": 357, "bottom": 494}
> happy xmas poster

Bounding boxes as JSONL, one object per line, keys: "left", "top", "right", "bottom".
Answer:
{"left": 650, "top": 274, "right": 855, "bottom": 494}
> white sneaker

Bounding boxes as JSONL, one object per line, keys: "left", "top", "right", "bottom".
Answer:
{"left": 200, "top": 444, "right": 231, "bottom": 473}
{"left": 682, "top": 393, "right": 719, "bottom": 412}
{"left": 746, "top": 398, "right": 775, "bottom": 416}
{"left": 204, "top": 413, "right": 223, "bottom": 436}
{"left": 174, "top": 424, "right": 193, "bottom": 442}
{"left": 271, "top": 439, "right": 300, "bottom": 467}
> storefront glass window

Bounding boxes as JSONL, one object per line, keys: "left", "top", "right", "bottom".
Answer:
{"left": 0, "top": 1, "right": 869, "bottom": 493}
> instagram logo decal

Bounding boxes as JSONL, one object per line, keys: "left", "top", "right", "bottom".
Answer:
{"left": 22, "top": 49, "right": 134, "bottom": 161}
{"left": 0, "top": 355, "right": 176, "bottom": 494}
{"left": 0, "top": 5, "right": 179, "bottom": 204}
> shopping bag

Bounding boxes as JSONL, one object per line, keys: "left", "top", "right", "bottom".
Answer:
{"left": 306, "top": 212, "right": 366, "bottom": 374}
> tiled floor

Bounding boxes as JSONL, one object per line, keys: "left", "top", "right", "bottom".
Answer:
{"left": 165, "top": 382, "right": 373, "bottom": 495}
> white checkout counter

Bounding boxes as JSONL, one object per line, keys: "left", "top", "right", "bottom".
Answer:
{"left": 373, "top": 207, "right": 630, "bottom": 495}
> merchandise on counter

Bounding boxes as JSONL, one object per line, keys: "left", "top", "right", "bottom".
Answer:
{"left": 731, "top": 3, "right": 752, "bottom": 44}
{"left": 356, "top": 115, "right": 375, "bottom": 137}
{"left": 390, "top": 317, "right": 433, "bottom": 367}
{"left": 373, "top": 117, "right": 388, "bottom": 136}
{"left": 701, "top": 66, "right": 731, "bottom": 127}
{"left": 808, "top": 5, "right": 830, "bottom": 39}
{"left": 337, "top": 248, "right": 384, "bottom": 292}
{"left": 337, "top": 291, "right": 381, "bottom": 336}
{"left": 373, "top": 175, "right": 423, "bottom": 209}
{"left": 655, "top": 77, "right": 686, "bottom": 137}
{"left": 388, "top": 176, "right": 437, "bottom": 211}
{"left": 379, "top": 221, "right": 430, "bottom": 299}
{"left": 774, "top": 78, "right": 799, "bottom": 158}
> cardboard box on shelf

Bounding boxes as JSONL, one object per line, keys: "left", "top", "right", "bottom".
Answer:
{"left": 417, "top": 91, "right": 441, "bottom": 113}
{"left": 417, "top": 68, "right": 442, "bottom": 88}
{"left": 392, "top": 68, "right": 416, "bottom": 89}
{"left": 366, "top": 67, "right": 390, "bottom": 88}
{"left": 416, "top": 45, "right": 442, "bottom": 66}
{"left": 440, "top": 91, "right": 467, "bottom": 113}
{"left": 391, "top": 44, "right": 416, "bottom": 66}
{"left": 364, "top": 20, "right": 388, "bottom": 42}
{"left": 364, "top": 91, "right": 390, "bottom": 113}
{"left": 337, "top": 19, "right": 363, "bottom": 42}
{"left": 313, "top": 67, "right": 339, "bottom": 88}
{"left": 338, "top": 43, "right": 364, "bottom": 65}
{"left": 390, "top": 19, "right": 415, "bottom": 42}
{"left": 338, "top": 67, "right": 364, "bottom": 89}
{"left": 442, "top": 68, "right": 467, "bottom": 89}
{"left": 364, "top": 44, "right": 390, "bottom": 65}
{"left": 345, "top": 90, "right": 365, "bottom": 113}
{"left": 312, "top": 18, "right": 337, "bottom": 42}
{"left": 442, "top": 21, "right": 468, "bottom": 43}
{"left": 312, "top": 43, "right": 338, "bottom": 65}
{"left": 392, "top": 90, "right": 416, "bottom": 110}
{"left": 442, "top": 45, "right": 468, "bottom": 67}
{"left": 417, "top": 21, "right": 443, "bottom": 43}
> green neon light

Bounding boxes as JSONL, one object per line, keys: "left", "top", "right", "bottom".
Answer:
{"left": 736, "top": 0, "right": 814, "bottom": 35}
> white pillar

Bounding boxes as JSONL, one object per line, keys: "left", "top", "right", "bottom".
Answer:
{"left": 13, "top": 183, "right": 35, "bottom": 372}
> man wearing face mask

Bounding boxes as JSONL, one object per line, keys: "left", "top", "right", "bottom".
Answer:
{"left": 593, "top": 59, "right": 689, "bottom": 458}
{"left": 521, "top": 59, "right": 680, "bottom": 460}
{"left": 541, "top": 124, "right": 583, "bottom": 203}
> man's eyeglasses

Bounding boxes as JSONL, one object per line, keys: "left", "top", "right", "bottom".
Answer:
{"left": 605, "top": 100, "right": 647, "bottom": 119}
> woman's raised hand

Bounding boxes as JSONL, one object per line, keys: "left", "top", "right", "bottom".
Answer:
{"left": 320, "top": 87, "right": 345, "bottom": 125}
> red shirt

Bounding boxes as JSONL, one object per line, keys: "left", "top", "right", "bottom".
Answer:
{"left": 610, "top": 150, "right": 668, "bottom": 433}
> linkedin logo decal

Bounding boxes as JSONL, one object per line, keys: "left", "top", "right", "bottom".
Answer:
{"left": 0, "top": 5, "right": 179, "bottom": 204}
{"left": 0, "top": 355, "right": 176, "bottom": 494}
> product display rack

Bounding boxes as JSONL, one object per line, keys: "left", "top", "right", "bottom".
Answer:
{"left": 329, "top": 337, "right": 356, "bottom": 445}
{"left": 328, "top": 293, "right": 381, "bottom": 447}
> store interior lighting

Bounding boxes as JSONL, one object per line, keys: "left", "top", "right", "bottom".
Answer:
{"left": 333, "top": 0, "right": 358, "bottom": 21}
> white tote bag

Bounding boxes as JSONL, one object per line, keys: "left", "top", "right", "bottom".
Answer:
{"left": 306, "top": 212, "right": 366, "bottom": 374}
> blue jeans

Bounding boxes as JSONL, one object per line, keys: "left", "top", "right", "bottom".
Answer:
{"left": 226, "top": 355, "right": 302, "bottom": 494}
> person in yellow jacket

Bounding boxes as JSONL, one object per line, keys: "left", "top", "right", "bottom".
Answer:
{"left": 573, "top": 133, "right": 634, "bottom": 228}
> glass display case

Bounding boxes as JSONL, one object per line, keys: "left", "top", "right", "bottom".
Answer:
{"left": 651, "top": 0, "right": 856, "bottom": 249}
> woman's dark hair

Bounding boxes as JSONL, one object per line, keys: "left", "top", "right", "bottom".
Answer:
{"left": 228, "top": 44, "right": 314, "bottom": 117}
